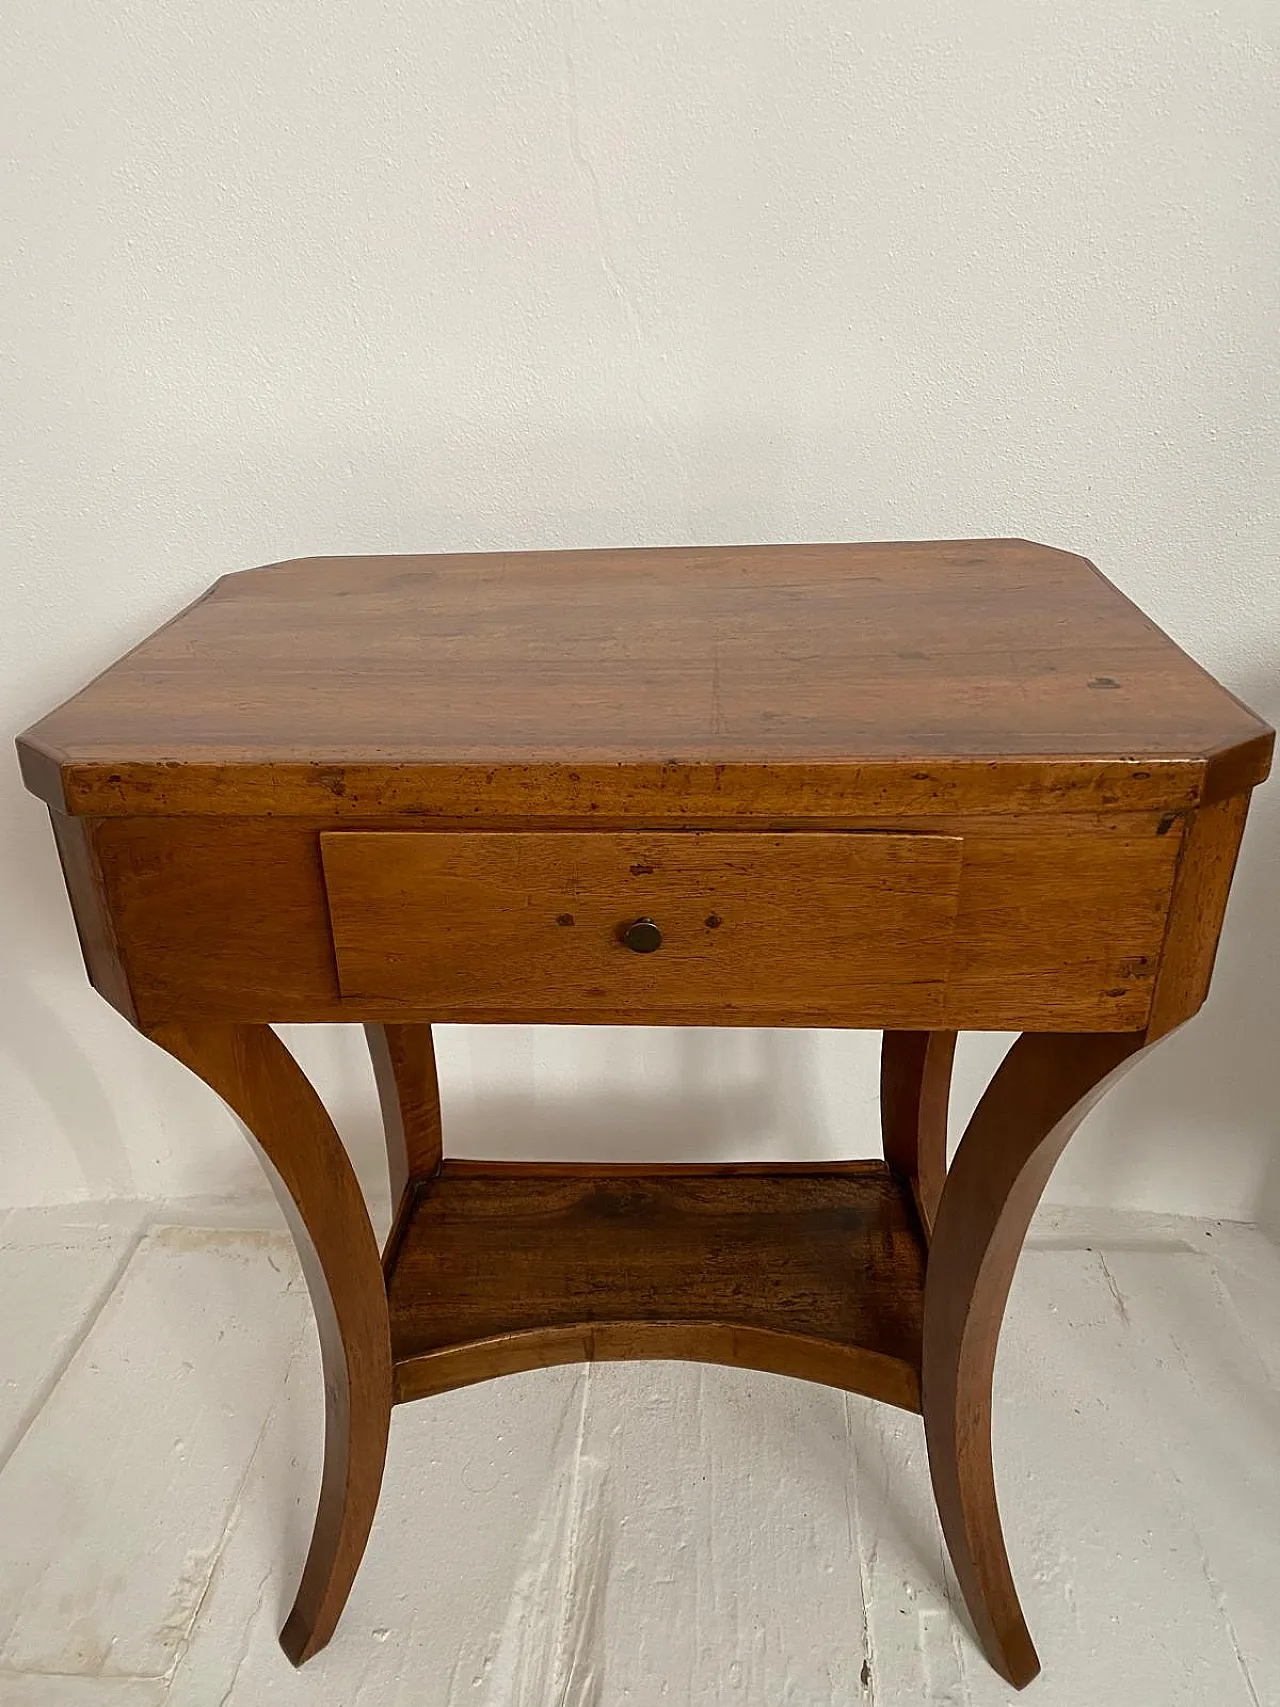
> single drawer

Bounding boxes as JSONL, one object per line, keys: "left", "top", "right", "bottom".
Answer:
{"left": 319, "top": 830, "right": 964, "bottom": 1025}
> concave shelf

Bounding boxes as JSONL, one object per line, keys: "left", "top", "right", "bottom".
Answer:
{"left": 386, "top": 1160, "right": 927, "bottom": 1411}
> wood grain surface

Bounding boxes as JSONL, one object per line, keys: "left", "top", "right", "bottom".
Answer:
{"left": 322, "top": 829, "right": 963, "bottom": 1025}
{"left": 365, "top": 1023, "right": 443, "bottom": 1263}
{"left": 16, "top": 539, "right": 1273, "bottom": 1689}
{"left": 142, "top": 1022, "right": 393, "bottom": 1668}
{"left": 386, "top": 1161, "right": 927, "bottom": 1412}
{"left": 18, "top": 541, "right": 1271, "bottom": 820}
{"left": 922, "top": 1030, "right": 1150, "bottom": 1689}
{"left": 78, "top": 809, "right": 1183, "bottom": 1031}
{"left": 1145, "top": 791, "right": 1251, "bottom": 1041}
{"left": 880, "top": 1029, "right": 957, "bottom": 1237}
{"left": 48, "top": 811, "right": 136, "bottom": 1022}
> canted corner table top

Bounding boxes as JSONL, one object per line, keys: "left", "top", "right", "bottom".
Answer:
{"left": 14, "top": 538, "right": 1273, "bottom": 1693}
{"left": 17, "top": 538, "right": 1271, "bottom": 821}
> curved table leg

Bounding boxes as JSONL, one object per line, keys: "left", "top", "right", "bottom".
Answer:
{"left": 365, "top": 1024, "right": 443, "bottom": 1260}
{"left": 881, "top": 1030, "right": 957, "bottom": 1238}
{"left": 147, "top": 1022, "right": 392, "bottom": 1666}
{"left": 923, "top": 1029, "right": 1153, "bottom": 1689}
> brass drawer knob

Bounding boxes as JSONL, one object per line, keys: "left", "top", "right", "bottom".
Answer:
{"left": 621, "top": 917, "right": 663, "bottom": 954}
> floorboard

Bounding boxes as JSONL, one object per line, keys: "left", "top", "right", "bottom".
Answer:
{"left": 0, "top": 1224, "right": 307, "bottom": 1689}
{"left": 0, "top": 1205, "right": 1274, "bottom": 1704}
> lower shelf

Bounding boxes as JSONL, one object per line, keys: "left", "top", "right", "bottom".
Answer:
{"left": 386, "top": 1160, "right": 927, "bottom": 1412}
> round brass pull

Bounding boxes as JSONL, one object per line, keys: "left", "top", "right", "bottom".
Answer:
{"left": 621, "top": 917, "right": 663, "bottom": 954}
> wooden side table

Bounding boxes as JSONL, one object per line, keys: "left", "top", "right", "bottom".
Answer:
{"left": 17, "top": 540, "right": 1272, "bottom": 1689}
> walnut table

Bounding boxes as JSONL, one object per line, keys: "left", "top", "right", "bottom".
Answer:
{"left": 17, "top": 540, "right": 1273, "bottom": 1688}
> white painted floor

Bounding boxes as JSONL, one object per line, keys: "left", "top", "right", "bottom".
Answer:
{"left": 0, "top": 1204, "right": 1277, "bottom": 1706}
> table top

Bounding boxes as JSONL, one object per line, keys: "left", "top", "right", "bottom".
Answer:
{"left": 18, "top": 540, "right": 1272, "bottom": 820}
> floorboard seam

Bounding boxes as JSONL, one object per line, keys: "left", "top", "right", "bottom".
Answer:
{"left": 549, "top": 1361, "right": 606, "bottom": 1707}
{"left": 162, "top": 1321, "right": 310, "bottom": 1699}
{"left": 843, "top": 1393, "right": 877, "bottom": 1703}
{"left": 0, "top": 1212, "right": 155, "bottom": 1481}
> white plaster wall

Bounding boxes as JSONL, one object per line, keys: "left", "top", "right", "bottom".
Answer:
{"left": 2, "top": 1, "right": 1277, "bottom": 1220}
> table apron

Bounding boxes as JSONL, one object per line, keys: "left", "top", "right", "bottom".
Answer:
{"left": 54, "top": 811, "right": 1191, "bottom": 1033}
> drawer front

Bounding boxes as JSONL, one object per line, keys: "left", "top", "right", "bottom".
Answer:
{"left": 320, "top": 830, "right": 964, "bottom": 1025}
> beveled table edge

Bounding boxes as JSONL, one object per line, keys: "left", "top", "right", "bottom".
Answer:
{"left": 14, "top": 740, "right": 1274, "bottom": 820}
